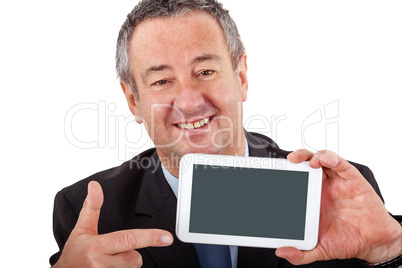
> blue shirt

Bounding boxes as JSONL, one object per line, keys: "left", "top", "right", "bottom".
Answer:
{"left": 162, "top": 141, "right": 249, "bottom": 268}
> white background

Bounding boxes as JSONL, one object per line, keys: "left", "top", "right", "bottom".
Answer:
{"left": 0, "top": 0, "right": 401, "bottom": 266}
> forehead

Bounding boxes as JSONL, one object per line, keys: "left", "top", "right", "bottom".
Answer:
{"left": 129, "top": 11, "right": 231, "bottom": 71}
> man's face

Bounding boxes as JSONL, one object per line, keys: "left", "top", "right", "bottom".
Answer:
{"left": 122, "top": 11, "right": 248, "bottom": 167}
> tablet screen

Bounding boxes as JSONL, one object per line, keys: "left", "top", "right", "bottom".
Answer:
{"left": 189, "top": 164, "right": 309, "bottom": 240}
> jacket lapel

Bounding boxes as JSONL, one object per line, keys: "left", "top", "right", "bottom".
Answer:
{"left": 135, "top": 151, "right": 200, "bottom": 267}
{"left": 246, "top": 130, "right": 290, "bottom": 159}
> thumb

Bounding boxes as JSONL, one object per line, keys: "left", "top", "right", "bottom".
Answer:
{"left": 72, "top": 181, "right": 104, "bottom": 236}
{"left": 275, "top": 247, "right": 322, "bottom": 266}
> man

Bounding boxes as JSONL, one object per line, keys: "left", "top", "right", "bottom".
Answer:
{"left": 50, "top": 0, "right": 402, "bottom": 267}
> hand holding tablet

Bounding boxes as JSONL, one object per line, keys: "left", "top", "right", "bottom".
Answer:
{"left": 176, "top": 154, "right": 322, "bottom": 250}
{"left": 276, "top": 150, "right": 402, "bottom": 265}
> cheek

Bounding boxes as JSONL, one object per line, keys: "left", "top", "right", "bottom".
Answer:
{"left": 208, "top": 82, "right": 243, "bottom": 112}
{"left": 136, "top": 93, "right": 173, "bottom": 122}
{"left": 141, "top": 104, "right": 181, "bottom": 136}
{"left": 145, "top": 108, "right": 169, "bottom": 130}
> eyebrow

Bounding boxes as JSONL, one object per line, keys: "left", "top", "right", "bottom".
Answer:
{"left": 141, "top": 64, "right": 172, "bottom": 83}
{"left": 192, "top": 53, "right": 223, "bottom": 64}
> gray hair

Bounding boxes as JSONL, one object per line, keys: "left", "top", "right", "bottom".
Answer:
{"left": 116, "top": 0, "right": 245, "bottom": 98}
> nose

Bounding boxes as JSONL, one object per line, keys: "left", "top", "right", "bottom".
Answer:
{"left": 173, "top": 81, "right": 204, "bottom": 115}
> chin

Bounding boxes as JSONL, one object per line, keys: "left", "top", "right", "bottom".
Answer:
{"left": 176, "top": 143, "right": 231, "bottom": 158}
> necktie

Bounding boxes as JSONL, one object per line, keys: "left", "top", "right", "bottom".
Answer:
{"left": 194, "top": 243, "right": 232, "bottom": 268}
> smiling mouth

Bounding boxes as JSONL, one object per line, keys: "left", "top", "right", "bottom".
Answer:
{"left": 177, "top": 117, "right": 210, "bottom": 130}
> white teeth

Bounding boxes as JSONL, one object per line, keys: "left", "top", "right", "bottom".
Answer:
{"left": 178, "top": 117, "right": 210, "bottom": 130}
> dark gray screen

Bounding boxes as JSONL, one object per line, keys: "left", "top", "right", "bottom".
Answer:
{"left": 189, "top": 164, "right": 309, "bottom": 240}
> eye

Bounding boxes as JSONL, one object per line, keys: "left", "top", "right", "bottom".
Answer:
{"left": 152, "top": 80, "right": 167, "bottom": 86}
{"left": 200, "top": 70, "right": 215, "bottom": 76}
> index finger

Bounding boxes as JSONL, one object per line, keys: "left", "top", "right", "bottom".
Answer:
{"left": 99, "top": 228, "right": 173, "bottom": 254}
{"left": 287, "top": 149, "right": 314, "bottom": 163}
{"left": 311, "top": 150, "right": 361, "bottom": 181}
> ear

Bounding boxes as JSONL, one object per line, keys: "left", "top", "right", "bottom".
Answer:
{"left": 237, "top": 53, "right": 248, "bottom": 102}
{"left": 120, "top": 82, "right": 143, "bottom": 124}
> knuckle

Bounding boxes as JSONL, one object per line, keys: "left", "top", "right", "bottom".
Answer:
{"left": 319, "top": 149, "right": 333, "bottom": 155}
{"left": 123, "top": 232, "right": 138, "bottom": 249}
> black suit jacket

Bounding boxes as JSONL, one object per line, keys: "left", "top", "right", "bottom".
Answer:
{"left": 50, "top": 131, "right": 386, "bottom": 267}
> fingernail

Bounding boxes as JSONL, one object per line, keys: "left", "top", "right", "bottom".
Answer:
{"left": 161, "top": 234, "right": 173, "bottom": 244}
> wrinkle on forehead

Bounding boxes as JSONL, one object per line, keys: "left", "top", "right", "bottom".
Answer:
{"left": 129, "top": 11, "right": 231, "bottom": 77}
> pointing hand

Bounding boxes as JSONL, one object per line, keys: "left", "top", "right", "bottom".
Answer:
{"left": 53, "top": 181, "right": 173, "bottom": 267}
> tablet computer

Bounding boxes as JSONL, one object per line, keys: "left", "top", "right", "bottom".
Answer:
{"left": 176, "top": 153, "right": 322, "bottom": 250}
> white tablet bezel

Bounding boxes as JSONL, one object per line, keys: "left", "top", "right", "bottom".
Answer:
{"left": 176, "top": 153, "right": 322, "bottom": 250}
